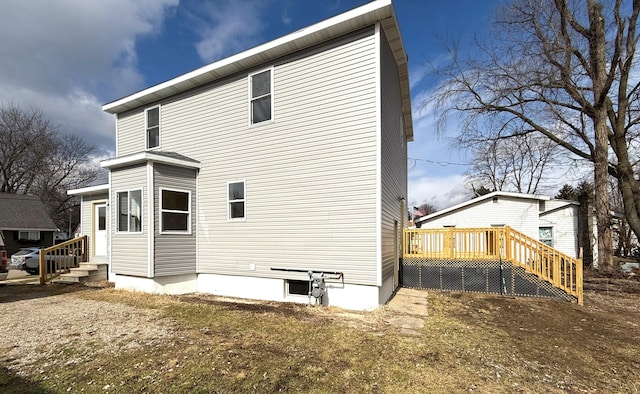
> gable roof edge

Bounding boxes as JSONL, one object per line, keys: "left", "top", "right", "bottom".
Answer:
{"left": 102, "top": 0, "right": 402, "bottom": 116}
{"left": 415, "top": 191, "right": 551, "bottom": 224}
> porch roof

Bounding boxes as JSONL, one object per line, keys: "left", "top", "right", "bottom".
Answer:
{"left": 101, "top": 151, "right": 201, "bottom": 170}
{"left": 67, "top": 184, "right": 109, "bottom": 196}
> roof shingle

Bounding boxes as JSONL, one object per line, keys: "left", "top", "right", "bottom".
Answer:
{"left": 0, "top": 193, "right": 58, "bottom": 231}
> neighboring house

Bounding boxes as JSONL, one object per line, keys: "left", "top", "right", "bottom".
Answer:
{"left": 415, "top": 191, "right": 581, "bottom": 259}
{"left": 68, "top": 0, "right": 412, "bottom": 310}
{"left": 0, "top": 193, "right": 58, "bottom": 256}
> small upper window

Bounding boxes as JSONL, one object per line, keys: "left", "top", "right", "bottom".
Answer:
{"left": 160, "top": 189, "right": 190, "bottom": 233}
{"left": 117, "top": 190, "right": 142, "bottom": 233}
{"left": 539, "top": 227, "right": 553, "bottom": 247}
{"left": 249, "top": 69, "right": 272, "bottom": 125}
{"left": 146, "top": 106, "right": 160, "bottom": 149}
{"left": 228, "top": 181, "right": 245, "bottom": 220}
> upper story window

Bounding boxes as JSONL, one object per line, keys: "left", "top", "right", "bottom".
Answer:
{"left": 160, "top": 188, "right": 191, "bottom": 233}
{"left": 146, "top": 106, "right": 160, "bottom": 149}
{"left": 117, "top": 190, "right": 142, "bottom": 233}
{"left": 228, "top": 181, "right": 245, "bottom": 220}
{"left": 249, "top": 69, "right": 272, "bottom": 125}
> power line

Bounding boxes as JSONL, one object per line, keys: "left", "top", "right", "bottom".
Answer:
{"left": 408, "top": 157, "right": 469, "bottom": 167}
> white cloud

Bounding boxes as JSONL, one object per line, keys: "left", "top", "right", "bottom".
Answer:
{"left": 409, "top": 173, "right": 472, "bottom": 211}
{"left": 0, "top": 0, "right": 179, "bottom": 151}
{"left": 189, "top": 0, "right": 266, "bottom": 63}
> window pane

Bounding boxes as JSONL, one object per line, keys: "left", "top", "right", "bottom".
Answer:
{"left": 130, "top": 190, "right": 142, "bottom": 232}
{"left": 147, "top": 107, "right": 159, "bottom": 127}
{"left": 162, "top": 212, "right": 188, "bottom": 231}
{"left": 162, "top": 190, "right": 188, "bottom": 211}
{"left": 118, "top": 192, "right": 128, "bottom": 231}
{"left": 251, "top": 71, "right": 270, "bottom": 98}
{"left": 228, "top": 182, "right": 244, "bottom": 200}
{"left": 98, "top": 206, "right": 106, "bottom": 231}
{"left": 230, "top": 202, "right": 245, "bottom": 219}
{"left": 148, "top": 127, "right": 159, "bottom": 148}
{"left": 252, "top": 96, "right": 271, "bottom": 123}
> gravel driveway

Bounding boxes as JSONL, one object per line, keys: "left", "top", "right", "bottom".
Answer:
{"left": 0, "top": 284, "right": 175, "bottom": 377}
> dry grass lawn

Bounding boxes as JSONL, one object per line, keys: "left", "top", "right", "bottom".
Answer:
{"left": 0, "top": 274, "right": 639, "bottom": 393}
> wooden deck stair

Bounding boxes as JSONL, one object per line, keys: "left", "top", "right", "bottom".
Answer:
{"left": 52, "top": 262, "right": 108, "bottom": 284}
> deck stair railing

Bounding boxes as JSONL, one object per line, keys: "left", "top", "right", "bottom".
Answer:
{"left": 403, "top": 226, "right": 583, "bottom": 305}
{"left": 39, "top": 236, "right": 88, "bottom": 284}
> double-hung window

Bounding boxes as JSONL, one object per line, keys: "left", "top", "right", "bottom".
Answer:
{"left": 228, "top": 181, "right": 245, "bottom": 220}
{"left": 249, "top": 69, "right": 272, "bottom": 125}
{"left": 146, "top": 106, "right": 160, "bottom": 149}
{"left": 160, "top": 189, "right": 191, "bottom": 233}
{"left": 117, "top": 190, "right": 142, "bottom": 232}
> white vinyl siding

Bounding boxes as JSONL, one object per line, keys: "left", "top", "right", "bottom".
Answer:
{"left": 80, "top": 193, "right": 109, "bottom": 237}
{"left": 116, "top": 28, "right": 379, "bottom": 285}
{"left": 117, "top": 108, "right": 145, "bottom": 156}
{"left": 379, "top": 27, "right": 406, "bottom": 284}
{"left": 420, "top": 197, "right": 542, "bottom": 240}
{"left": 540, "top": 202, "right": 579, "bottom": 258}
{"left": 110, "top": 165, "right": 148, "bottom": 277}
{"left": 154, "top": 164, "right": 196, "bottom": 276}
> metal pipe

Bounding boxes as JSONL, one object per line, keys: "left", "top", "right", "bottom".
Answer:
{"left": 270, "top": 267, "right": 343, "bottom": 279}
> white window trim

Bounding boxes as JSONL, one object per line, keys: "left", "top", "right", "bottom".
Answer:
{"left": 159, "top": 187, "right": 192, "bottom": 234}
{"left": 145, "top": 105, "right": 161, "bottom": 150}
{"left": 539, "top": 226, "right": 554, "bottom": 247}
{"left": 248, "top": 67, "right": 274, "bottom": 127}
{"left": 227, "top": 180, "right": 246, "bottom": 221}
{"left": 116, "top": 189, "right": 143, "bottom": 234}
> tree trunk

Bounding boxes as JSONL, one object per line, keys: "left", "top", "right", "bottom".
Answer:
{"left": 593, "top": 115, "right": 613, "bottom": 271}
{"left": 588, "top": 0, "right": 613, "bottom": 271}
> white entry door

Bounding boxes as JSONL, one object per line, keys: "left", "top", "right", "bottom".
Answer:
{"left": 94, "top": 203, "right": 107, "bottom": 256}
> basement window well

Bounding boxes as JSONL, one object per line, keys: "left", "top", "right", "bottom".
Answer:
{"left": 287, "top": 280, "right": 309, "bottom": 296}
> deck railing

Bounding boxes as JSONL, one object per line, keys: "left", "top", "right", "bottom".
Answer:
{"left": 39, "top": 236, "right": 88, "bottom": 284}
{"left": 403, "top": 226, "right": 583, "bottom": 305}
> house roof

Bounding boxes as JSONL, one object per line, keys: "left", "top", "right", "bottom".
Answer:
{"left": 415, "top": 191, "right": 551, "bottom": 224}
{"left": 101, "top": 150, "right": 201, "bottom": 170}
{"left": 0, "top": 193, "right": 58, "bottom": 231}
{"left": 101, "top": 0, "right": 413, "bottom": 141}
{"left": 67, "top": 184, "right": 109, "bottom": 196}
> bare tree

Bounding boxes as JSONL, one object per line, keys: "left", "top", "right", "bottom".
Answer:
{"left": 428, "top": 0, "right": 640, "bottom": 271}
{"left": 0, "top": 103, "right": 99, "bottom": 230}
{"left": 465, "top": 133, "right": 560, "bottom": 194}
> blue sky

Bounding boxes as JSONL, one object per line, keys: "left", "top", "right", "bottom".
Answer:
{"left": 0, "top": 0, "right": 501, "bottom": 209}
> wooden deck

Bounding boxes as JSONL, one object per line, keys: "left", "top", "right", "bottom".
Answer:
{"left": 403, "top": 227, "right": 583, "bottom": 305}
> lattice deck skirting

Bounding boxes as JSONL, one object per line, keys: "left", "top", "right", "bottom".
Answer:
{"left": 401, "top": 258, "right": 575, "bottom": 302}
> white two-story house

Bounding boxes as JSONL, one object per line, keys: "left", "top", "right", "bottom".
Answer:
{"left": 68, "top": 0, "right": 412, "bottom": 310}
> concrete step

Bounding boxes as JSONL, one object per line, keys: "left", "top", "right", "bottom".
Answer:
{"left": 52, "top": 262, "right": 108, "bottom": 284}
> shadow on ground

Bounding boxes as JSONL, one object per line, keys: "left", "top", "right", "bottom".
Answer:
{"left": 0, "top": 283, "right": 93, "bottom": 304}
